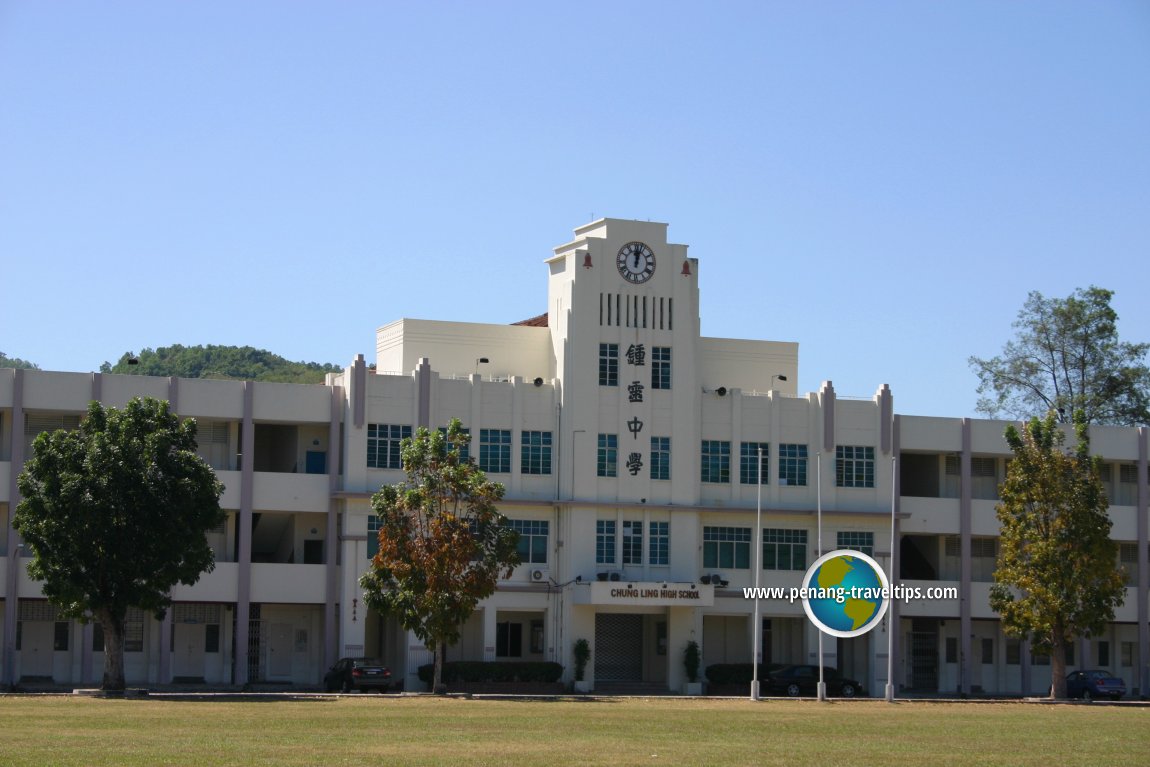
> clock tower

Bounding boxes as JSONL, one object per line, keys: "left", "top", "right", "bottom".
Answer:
{"left": 545, "top": 219, "right": 701, "bottom": 505}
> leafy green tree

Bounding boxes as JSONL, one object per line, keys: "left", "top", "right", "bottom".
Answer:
{"left": 969, "top": 286, "right": 1150, "bottom": 426}
{"left": 101, "top": 344, "right": 340, "bottom": 384}
{"left": 14, "top": 398, "right": 225, "bottom": 691}
{"left": 989, "top": 411, "right": 1125, "bottom": 699}
{"left": 359, "top": 420, "right": 520, "bottom": 693}
{"left": 0, "top": 351, "right": 38, "bottom": 369}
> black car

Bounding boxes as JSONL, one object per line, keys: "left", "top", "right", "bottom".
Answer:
{"left": 324, "top": 657, "right": 393, "bottom": 693}
{"left": 764, "top": 664, "right": 863, "bottom": 698}
{"left": 1066, "top": 670, "right": 1125, "bottom": 701}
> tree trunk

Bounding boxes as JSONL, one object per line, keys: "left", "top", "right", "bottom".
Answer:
{"left": 1049, "top": 635, "right": 1068, "bottom": 699}
{"left": 98, "top": 609, "right": 127, "bottom": 692}
{"left": 432, "top": 639, "right": 446, "bottom": 694}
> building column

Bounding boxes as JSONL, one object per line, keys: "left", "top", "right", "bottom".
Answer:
{"left": 234, "top": 382, "right": 255, "bottom": 685}
{"left": 324, "top": 386, "right": 342, "bottom": 673}
{"left": 482, "top": 606, "right": 498, "bottom": 662}
{"left": 80, "top": 622, "right": 94, "bottom": 684}
{"left": 1020, "top": 638, "right": 1032, "bottom": 695}
{"left": 1137, "top": 427, "right": 1148, "bottom": 698}
{"left": 158, "top": 612, "right": 172, "bottom": 683}
{"left": 959, "top": 419, "right": 973, "bottom": 696}
{"left": 3, "top": 369, "right": 25, "bottom": 688}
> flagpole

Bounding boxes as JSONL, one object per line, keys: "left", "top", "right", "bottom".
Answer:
{"left": 817, "top": 451, "right": 826, "bottom": 702}
{"left": 751, "top": 446, "right": 763, "bottom": 701}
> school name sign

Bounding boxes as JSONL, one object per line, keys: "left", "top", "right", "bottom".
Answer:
{"left": 576, "top": 581, "right": 715, "bottom": 607}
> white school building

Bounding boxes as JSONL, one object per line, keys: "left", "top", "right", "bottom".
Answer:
{"left": 2, "top": 218, "right": 1148, "bottom": 696}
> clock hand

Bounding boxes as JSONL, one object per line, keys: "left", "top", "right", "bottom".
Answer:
{"left": 633, "top": 252, "right": 640, "bottom": 269}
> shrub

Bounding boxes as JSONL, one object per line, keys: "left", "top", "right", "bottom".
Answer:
{"left": 704, "top": 663, "right": 784, "bottom": 685}
{"left": 417, "top": 661, "right": 564, "bottom": 685}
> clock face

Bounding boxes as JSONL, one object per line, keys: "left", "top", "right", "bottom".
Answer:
{"left": 616, "top": 241, "right": 656, "bottom": 284}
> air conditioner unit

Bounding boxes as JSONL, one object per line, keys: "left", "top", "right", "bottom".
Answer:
{"left": 529, "top": 568, "right": 549, "bottom": 583}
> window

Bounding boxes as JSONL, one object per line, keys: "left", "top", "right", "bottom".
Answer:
{"left": 521, "top": 431, "right": 552, "bottom": 475}
{"left": 740, "top": 442, "right": 769, "bottom": 485}
{"left": 650, "top": 437, "right": 670, "bottom": 481}
{"left": 510, "top": 520, "right": 549, "bottom": 564}
{"left": 124, "top": 608, "right": 145, "bottom": 653}
{"left": 837, "top": 531, "right": 874, "bottom": 557}
{"left": 1006, "top": 638, "right": 1020, "bottom": 665}
{"left": 205, "top": 624, "right": 221, "bottom": 654}
{"left": 622, "top": 520, "right": 643, "bottom": 565}
{"left": 196, "top": 420, "right": 232, "bottom": 470}
{"left": 438, "top": 426, "right": 470, "bottom": 462}
{"left": 597, "top": 434, "right": 618, "bottom": 477}
{"left": 1098, "top": 640, "right": 1110, "bottom": 668}
{"left": 1121, "top": 641, "right": 1135, "bottom": 667}
{"left": 599, "top": 343, "right": 619, "bottom": 386}
{"left": 367, "top": 515, "right": 382, "bottom": 559}
{"left": 1117, "top": 464, "right": 1140, "bottom": 505}
{"left": 651, "top": 347, "right": 671, "bottom": 390}
{"left": 763, "top": 529, "right": 807, "bottom": 571}
{"left": 1119, "top": 542, "right": 1139, "bottom": 587}
{"left": 496, "top": 622, "right": 523, "bottom": 657}
{"left": 981, "top": 638, "right": 993, "bottom": 664}
{"left": 479, "top": 429, "right": 512, "bottom": 473}
{"left": 778, "top": 444, "right": 808, "bottom": 486}
{"left": 971, "top": 456, "right": 1000, "bottom": 500}
{"left": 1064, "top": 644, "right": 1075, "bottom": 665}
{"left": 1033, "top": 652, "right": 1050, "bottom": 666}
{"left": 946, "top": 637, "right": 958, "bottom": 664}
{"left": 367, "top": 424, "right": 411, "bottom": 469}
{"left": 596, "top": 520, "right": 616, "bottom": 564}
{"left": 649, "top": 521, "right": 669, "bottom": 566}
{"left": 54, "top": 621, "right": 70, "bottom": 652}
{"left": 703, "top": 526, "right": 751, "bottom": 569}
{"left": 836, "top": 445, "right": 875, "bottom": 488}
{"left": 23, "top": 413, "right": 81, "bottom": 454}
{"left": 701, "top": 440, "right": 730, "bottom": 483}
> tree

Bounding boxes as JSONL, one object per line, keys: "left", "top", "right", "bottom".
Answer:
{"left": 359, "top": 420, "right": 520, "bottom": 693}
{"left": 14, "top": 398, "right": 225, "bottom": 691}
{"left": 988, "top": 411, "right": 1125, "bottom": 699}
{"left": 969, "top": 286, "right": 1150, "bottom": 426}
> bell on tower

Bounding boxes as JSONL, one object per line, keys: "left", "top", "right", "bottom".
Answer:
{"left": 583, "top": 253, "right": 593, "bottom": 269}
{"left": 681, "top": 259, "right": 692, "bottom": 276}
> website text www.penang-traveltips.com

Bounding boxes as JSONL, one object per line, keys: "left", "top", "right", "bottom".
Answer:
{"left": 742, "top": 584, "right": 958, "bottom": 605}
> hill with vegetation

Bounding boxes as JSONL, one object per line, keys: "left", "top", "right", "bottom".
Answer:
{"left": 100, "top": 345, "right": 341, "bottom": 384}
{"left": 0, "top": 352, "right": 38, "bottom": 369}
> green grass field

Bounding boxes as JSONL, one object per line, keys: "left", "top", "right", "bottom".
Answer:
{"left": 1, "top": 695, "right": 1146, "bottom": 766}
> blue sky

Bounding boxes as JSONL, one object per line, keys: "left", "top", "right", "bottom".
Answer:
{"left": 2, "top": 2, "right": 1147, "bottom": 418}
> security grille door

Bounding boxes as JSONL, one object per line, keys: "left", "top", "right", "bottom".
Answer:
{"left": 594, "top": 614, "right": 643, "bottom": 681}
{"left": 908, "top": 630, "right": 940, "bottom": 692}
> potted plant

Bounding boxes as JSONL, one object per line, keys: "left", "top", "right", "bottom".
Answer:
{"left": 683, "top": 640, "right": 702, "bottom": 695}
{"left": 573, "top": 638, "right": 591, "bottom": 693}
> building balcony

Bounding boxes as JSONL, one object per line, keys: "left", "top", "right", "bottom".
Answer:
{"left": 251, "top": 563, "right": 327, "bottom": 604}
{"left": 172, "top": 562, "right": 240, "bottom": 602}
{"left": 253, "top": 472, "right": 329, "bottom": 512}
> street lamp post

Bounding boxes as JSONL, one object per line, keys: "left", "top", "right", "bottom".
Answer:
{"left": 886, "top": 456, "right": 897, "bottom": 703}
